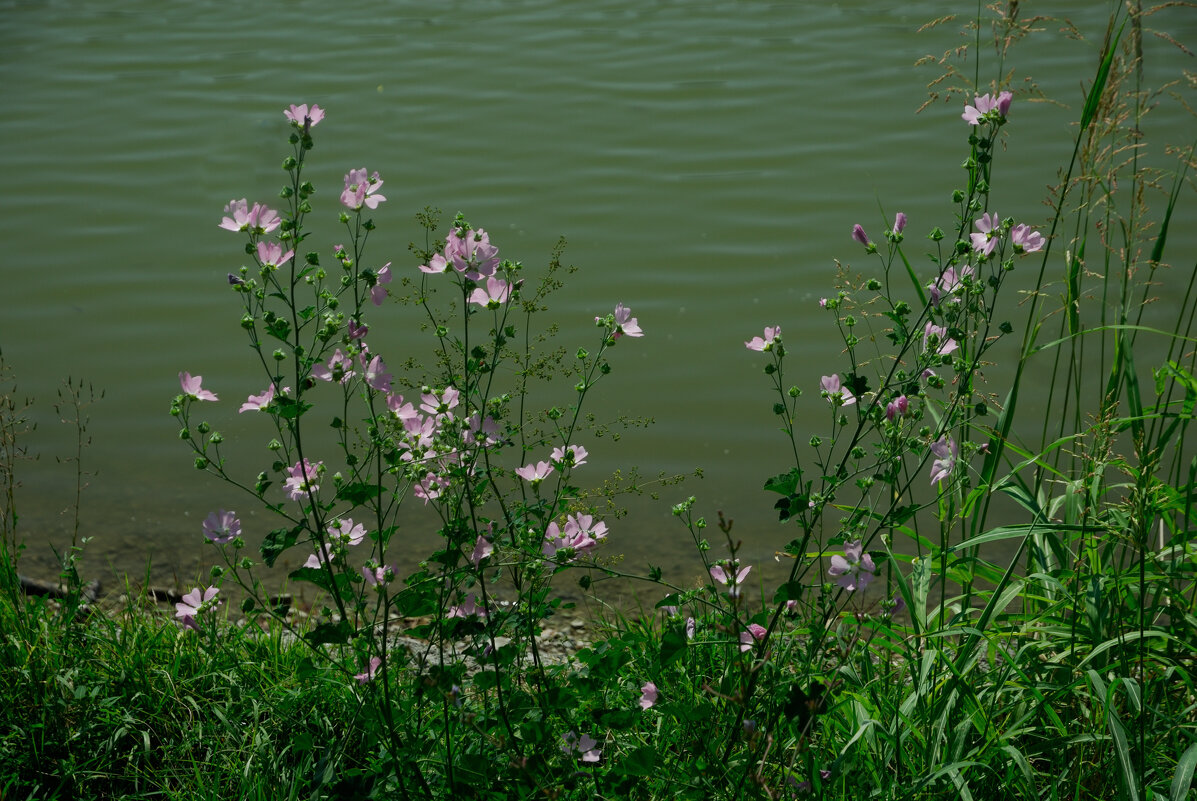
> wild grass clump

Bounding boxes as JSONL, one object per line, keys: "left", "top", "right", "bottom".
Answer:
{"left": 1, "top": 2, "right": 1194, "bottom": 799}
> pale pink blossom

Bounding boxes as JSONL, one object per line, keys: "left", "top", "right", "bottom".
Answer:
{"left": 710, "top": 561, "right": 752, "bottom": 597}
{"left": 851, "top": 223, "right": 871, "bottom": 248}
{"left": 739, "top": 623, "right": 767, "bottom": 652}
{"left": 347, "top": 319, "right": 368, "bottom": 340}
{"left": 929, "top": 435, "right": 959, "bottom": 485}
{"left": 962, "top": 91, "right": 1012, "bottom": 125}
{"left": 327, "top": 517, "right": 367, "bottom": 547}
{"left": 928, "top": 265, "right": 973, "bottom": 307}
{"left": 175, "top": 586, "right": 220, "bottom": 631}
{"left": 239, "top": 384, "right": 275, "bottom": 413}
{"left": 611, "top": 303, "right": 643, "bottom": 338}
{"left": 550, "top": 443, "right": 588, "bottom": 467}
{"left": 639, "top": 682, "right": 658, "bottom": 710}
{"left": 284, "top": 459, "right": 321, "bottom": 502}
{"left": 284, "top": 103, "right": 324, "bottom": 127}
{"left": 441, "top": 228, "right": 500, "bottom": 280}
{"left": 447, "top": 594, "right": 486, "bottom": 619}
{"left": 516, "top": 460, "right": 554, "bottom": 485}
{"left": 371, "top": 262, "right": 393, "bottom": 306}
{"left": 819, "top": 374, "right": 856, "bottom": 406}
{"left": 542, "top": 514, "right": 608, "bottom": 560}
{"left": 256, "top": 240, "right": 294, "bottom": 269}
{"left": 362, "top": 564, "right": 395, "bottom": 588}
{"left": 311, "top": 349, "right": 354, "bottom": 383}
{"left": 1010, "top": 223, "right": 1044, "bottom": 253}
{"left": 469, "top": 276, "right": 512, "bottom": 309}
{"left": 923, "top": 322, "right": 959, "bottom": 357}
{"left": 218, "top": 199, "right": 281, "bottom": 234}
{"left": 340, "top": 168, "right": 386, "bottom": 211}
{"left": 469, "top": 533, "right": 494, "bottom": 567}
{"left": 179, "top": 372, "right": 218, "bottom": 401}
{"left": 885, "top": 395, "right": 909, "bottom": 422}
{"left": 828, "top": 541, "right": 876, "bottom": 592}
{"left": 561, "top": 731, "right": 602, "bottom": 763}
{"left": 892, "top": 212, "right": 907, "bottom": 234}
{"left": 745, "top": 325, "right": 781, "bottom": 352}
{"left": 970, "top": 212, "right": 1001, "bottom": 257}
{"left": 202, "top": 510, "right": 240, "bottom": 544}
{"left": 363, "top": 355, "right": 392, "bottom": 392}
{"left": 413, "top": 472, "right": 450, "bottom": 504}
{"left": 355, "top": 656, "right": 382, "bottom": 684}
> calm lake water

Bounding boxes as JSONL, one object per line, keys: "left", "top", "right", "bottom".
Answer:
{"left": 2, "top": 1, "right": 1194, "bottom": 601}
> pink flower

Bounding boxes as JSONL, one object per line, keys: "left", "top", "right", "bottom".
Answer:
{"left": 347, "top": 319, "right": 369, "bottom": 340}
{"left": 420, "top": 386, "right": 461, "bottom": 418}
{"left": 970, "top": 212, "right": 1001, "bottom": 257}
{"left": 218, "top": 199, "right": 281, "bottom": 234}
{"left": 284, "top": 459, "right": 321, "bottom": 502}
{"left": 686, "top": 617, "right": 696, "bottom": 639}
{"left": 851, "top": 223, "right": 871, "bottom": 248}
{"left": 710, "top": 561, "right": 752, "bottom": 597}
{"left": 550, "top": 443, "right": 588, "bottom": 467}
{"left": 962, "top": 91, "right": 1012, "bottom": 125}
{"left": 929, "top": 435, "right": 958, "bottom": 485}
{"left": 239, "top": 384, "right": 275, "bottom": 413}
{"left": 311, "top": 349, "right": 354, "bottom": 383}
{"left": 892, "top": 212, "right": 907, "bottom": 234}
{"left": 561, "top": 731, "right": 602, "bottom": 763}
{"left": 256, "top": 240, "right": 294, "bottom": 269}
{"left": 928, "top": 265, "right": 973, "bottom": 307}
{"left": 355, "top": 656, "right": 382, "bottom": 684}
{"left": 362, "top": 564, "right": 395, "bottom": 588}
{"left": 638, "top": 682, "right": 658, "bottom": 710}
{"left": 371, "top": 263, "right": 393, "bottom": 306}
{"left": 885, "top": 395, "right": 909, "bottom": 422}
{"left": 923, "top": 322, "right": 959, "bottom": 357}
{"left": 745, "top": 325, "right": 781, "bottom": 352}
{"left": 447, "top": 594, "right": 486, "bottom": 619}
{"left": 818, "top": 297, "right": 828, "bottom": 308}
{"left": 542, "top": 514, "right": 608, "bottom": 560}
{"left": 175, "top": 586, "right": 220, "bottom": 631}
{"left": 327, "top": 517, "right": 367, "bottom": 547}
{"left": 1010, "top": 223, "right": 1044, "bottom": 254}
{"left": 469, "top": 534, "right": 494, "bottom": 567}
{"left": 179, "top": 372, "right": 218, "bottom": 401}
{"left": 827, "top": 541, "right": 876, "bottom": 592}
{"left": 819, "top": 374, "right": 856, "bottom": 406}
{"left": 413, "top": 472, "right": 450, "bottom": 504}
{"left": 739, "top": 623, "right": 767, "bottom": 652}
{"left": 202, "top": 509, "right": 240, "bottom": 544}
{"left": 340, "top": 168, "right": 386, "bottom": 211}
{"left": 469, "top": 276, "right": 512, "bottom": 309}
{"left": 441, "top": 227, "right": 500, "bottom": 280}
{"left": 611, "top": 303, "right": 643, "bottom": 338}
{"left": 284, "top": 103, "right": 324, "bottom": 128}
{"left": 363, "top": 355, "right": 392, "bottom": 392}
{"left": 516, "top": 460, "right": 554, "bottom": 485}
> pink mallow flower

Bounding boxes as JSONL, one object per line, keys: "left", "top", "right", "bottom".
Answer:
{"left": 363, "top": 355, "right": 392, "bottom": 393}
{"left": 179, "top": 372, "right": 218, "bottom": 401}
{"left": 284, "top": 459, "right": 321, "bottom": 502}
{"left": 639, "top": 682, "right": 659, "bottom": 710}
{"left": 820, "top": 374, "right": 856, "bottom": 406}
{"left": 542, "top": 514, "right": 608, "bottom": 560}
{"left": 439, "top": 227, "right": 500, "bottom": 280}
{"left": 550, "top": 443, "right": 588, "bottom": 467}
{"left": 928, "top": 265, "right": 973, "bottom": 307}
{"left": 1010, "top": 223, "right": 1044, "bottom": 254}
{"left": 929, "top": 435, "right": 959, "bottom": 485}
{"left": 355, "top": 656, "right": 382, "bottom": 684}
{"left": 740, "top": 623, "right": 767, "bottom": 652}
{"left": 516, "top": 460, "right": 554, "bottom": 485}
{"left": 447, "top": 594, "right": 486, "bottom": 619}
{"left": 362, "top": 564, "right": 395, "bottom": 589}
{"left": 175, "top": 586, "right": 220, "bottom": 631}
{"left": 923, "top": 322, "right": 959, "bottom": 357}
{"left": 710, "top": 561, "right": 752, "bottom": 597}
{"left": 561, "top": 731, "right": 602, "bottom": 764}
{"left": 371, "top": 263, "right": 393, "bottom": 306}
{"left": 892, "top": 212, "right": 907, "bottom": 234}
{"left": 284, "top": 103, "right": 324, "bottom": 128}
{"left": 469, "top": 533, "right": 494, "bottom": 567}
{"left": 218, "top": 199, "right": 280, "bottom": 234}
{"left": 885, "top": 395, "right": 909, "bottom": 422}
{"left": 851, "top": 223, "right": 872, "bottom": 248}
{"left": 256, "top": 240, "right": 294, "bottom": 270}
{"left": 745, "top": 325, "right": 781, "bottom": 352}
{"left": 603, "top": 303, "right": 643, "bottom": 339}
{"left": 239, "top": 384, "right": 275, "bottom": 413}
{"left": 962, "top": 91, "right": 1012, "bottom": 125}
{"left": 202, "top": 509, "right": 240, "bottom": 544}
{"left": 827, "top": 541, "right": 876, "bottom": 592}
{"left": 970, "top": 212, "right": 1002, "bottom": 257}
{"left": 469, "top": 277, "right": 512, "bottom": 309}
{"left": 340, "top": 168, "right": 386, "bottom": 211}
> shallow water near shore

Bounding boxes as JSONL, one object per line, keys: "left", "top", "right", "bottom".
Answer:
{"left": 2, "top": 1, "right": 1194, "bottom": 601}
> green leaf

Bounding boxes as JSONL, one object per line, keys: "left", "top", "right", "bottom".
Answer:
{"left": 1170, "top": 740, "right": 1197, "bottom": 801}
{"left": 618, "top": 745, "right": 657, "bottom": 776}
{"left": 261, "top": 524, "right": 304, "bottom": 567}
{"left": 337, "top": 481, "right": 383, "bottom": 505}
{"left": 305, "top": 619, "right": 354, "bottom": 646}
{"left": 660, "top": 625, "right": 688, "bottom": 667}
